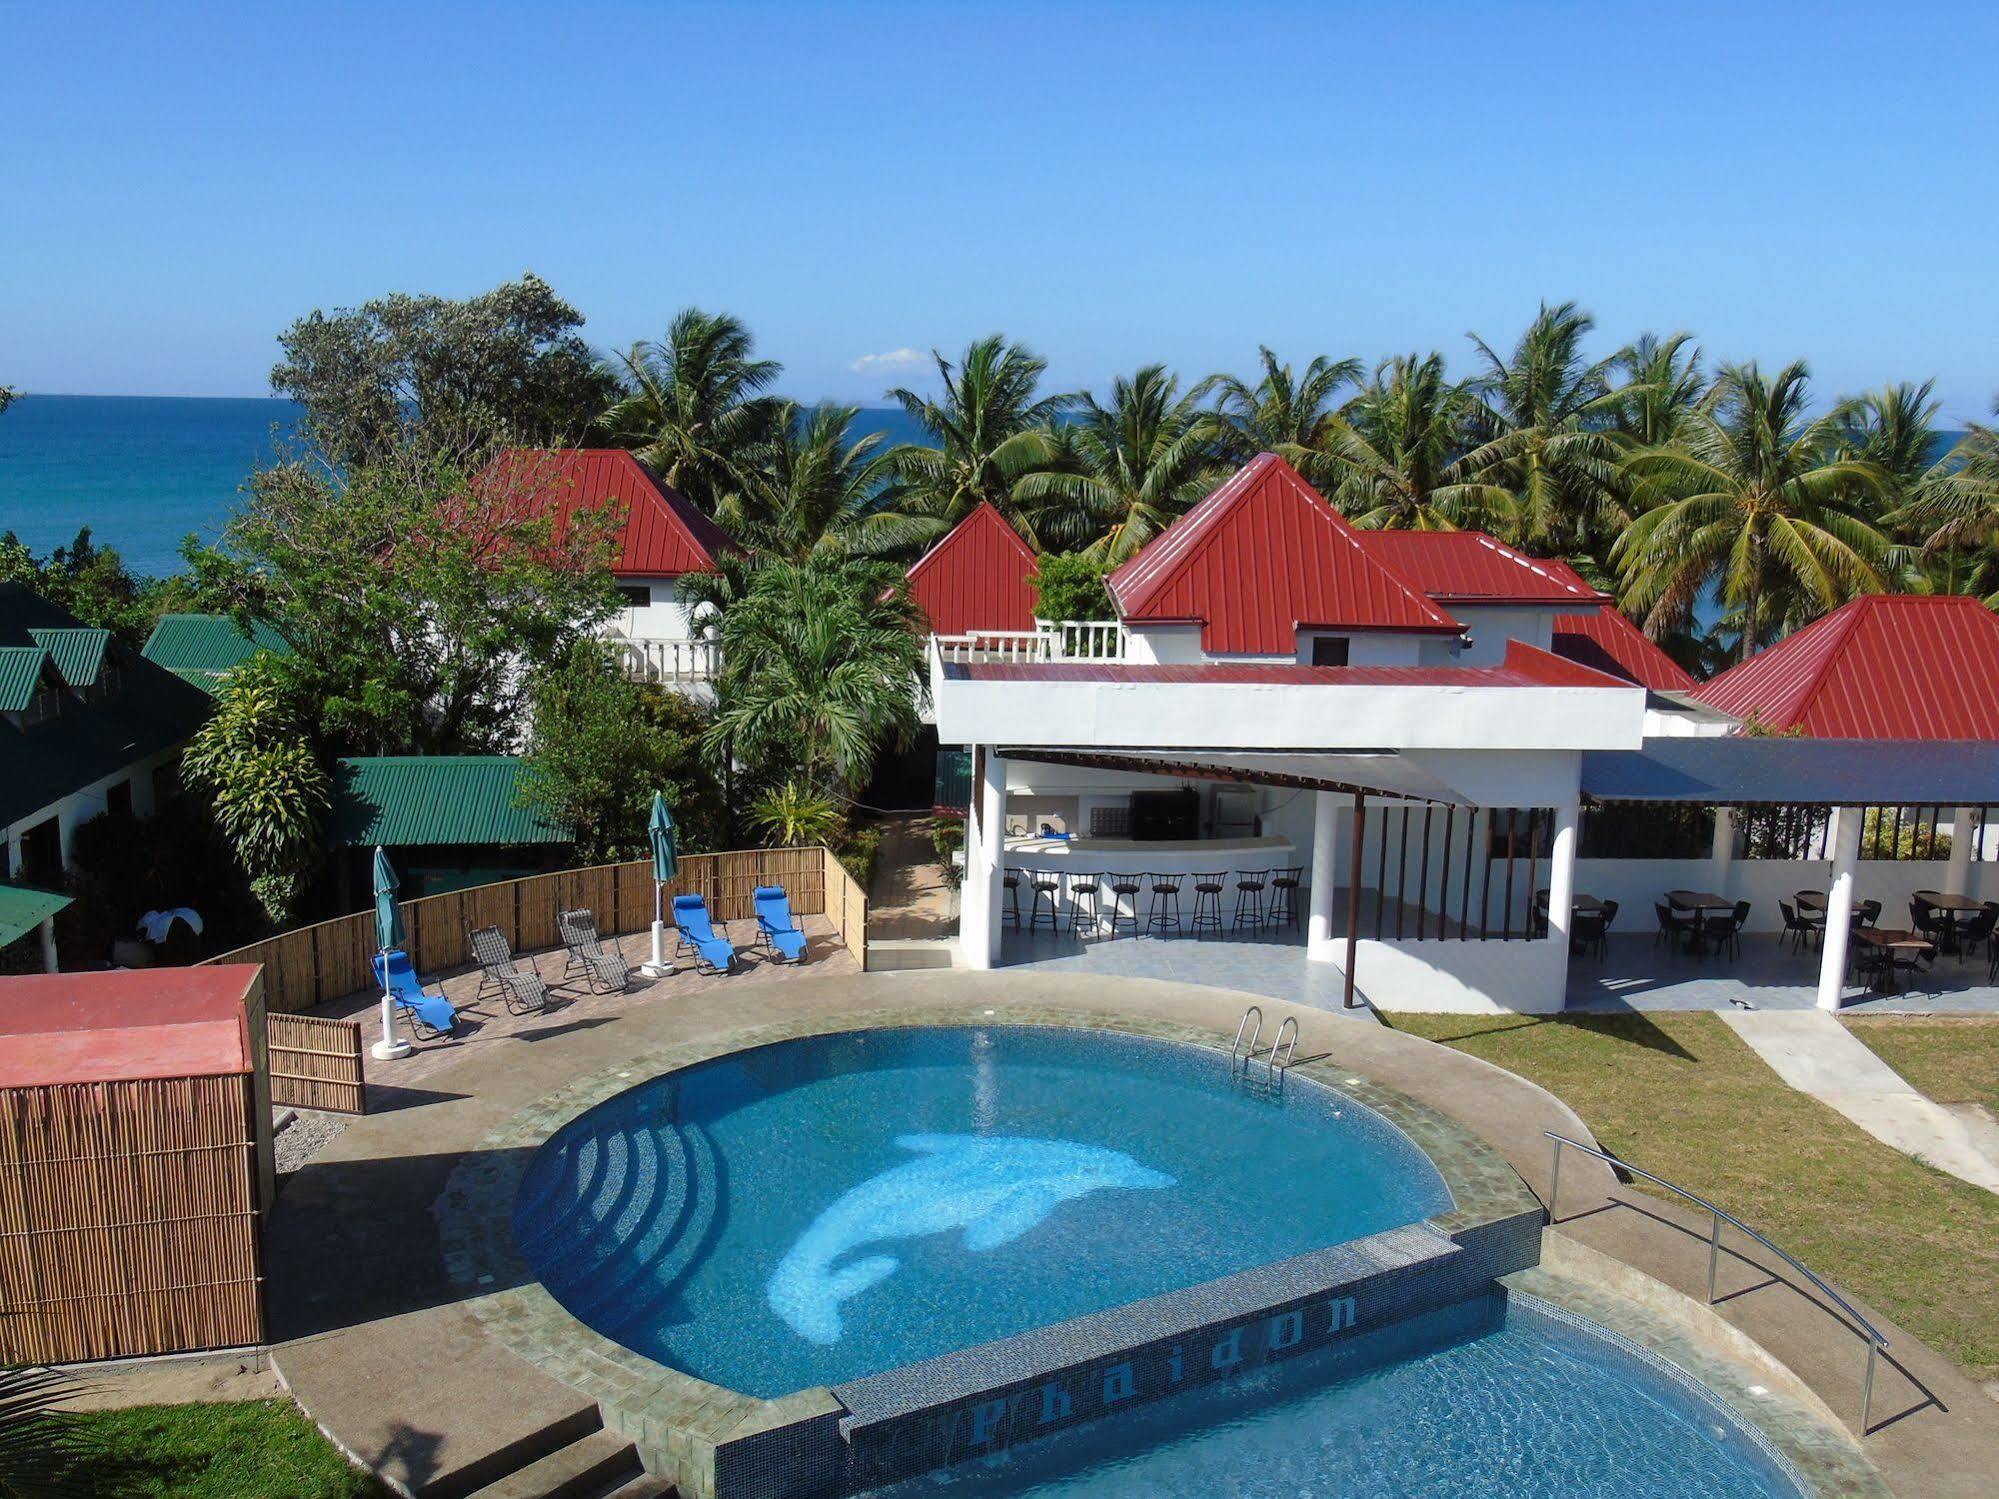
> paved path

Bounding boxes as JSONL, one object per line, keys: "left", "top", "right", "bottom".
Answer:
{"left": 1721, "top": 1009, "right": 1999, "bottom": 1193}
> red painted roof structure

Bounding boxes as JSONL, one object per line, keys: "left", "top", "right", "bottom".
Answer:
{"left": 904, "top": 503, "right": 1040, "bottom": 636}
{"left": 479, "top": 449, "right": 737, "bottom": 577}
{"left": 951, "top": 640, "right": 1630, "bottom": 690}
{"left": 1357, "top": 531, "right": 1608, "bottom": 606}
{"left": 1693, "top": 594, "right": 1999, "bottom": 739}
{"left": 1106, "top": 454, "right": 1462, "bottom": 653}
{"left": 0, "top": 966, "right": 260, "bottom": 1087}
{"left": 1525, "top": 558, "right": 1699, "bottom": 693}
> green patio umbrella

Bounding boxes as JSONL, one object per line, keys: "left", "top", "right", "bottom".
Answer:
{"left": 370, "top": 846, "right": 411, "bottom": 1059}
{"left": 646, "top": 793, "right": 677, "bottom": 974}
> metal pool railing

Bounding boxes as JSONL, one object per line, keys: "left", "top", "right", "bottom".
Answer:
{"left": 1544, "top": 1130, "right": 1889, "bottom": 1432}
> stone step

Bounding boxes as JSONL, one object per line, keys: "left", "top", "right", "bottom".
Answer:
{"left": 866, "top": 938, "right": 962, "bottom": 971}
{"left": 464, "top": 1427, "right": 643, "bottom": 1499}
{"left": 597, "top": 1474, "right": 677, "bottom": 1499}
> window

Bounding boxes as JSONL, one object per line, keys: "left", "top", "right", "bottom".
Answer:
{"left": 1310, "top": 637, "right": 1351, "bottom": 667}
{"left": 1579, "top": 803, "right": 1715, "bottom": 859}
{"left": 19, "top": 819, "right": 60, "bottom": 881}
{"left": 617, "top": 585, "right": 651, "bottom": 609}
{"left": 105, "top": 780, "right": 133, "bottom": 821}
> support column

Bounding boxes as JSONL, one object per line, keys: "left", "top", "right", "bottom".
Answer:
{"left": 1710, "top": 807, "right": 1736, "bottom": 895}
{"left": 1545, "top": 802, "right": 1580, "bottom": 951}
{"left": 1306, "top": 789, "right": 1340, "bottom": 962}
{"left": 1342, "top": 793, "right": 1366, "bottom": 1008}
{"left": 1947, "top": 806, "right": 1976, "bottom": 892}
{"left": 37, "top": 917, "right": 57, "bottom": 973}
{"left": 964, "top": 747, "right": 1008, "bottom": 971}
{"left": 1817, "top": 806, "right": 1862, "bottom": 1011}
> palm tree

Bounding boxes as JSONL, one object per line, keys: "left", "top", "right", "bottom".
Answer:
{"left": 594, "top": 308, "right": 782, "bottom": 515}
{"left": 1897, "top": 395, "right": 1999, "bottom": 601}
{"left": 1196, "top": 348, "right": 1363, "bottom": 482}
{"left": 1319, "top": 355, "right": 1515, "bottom": 531}
{"left": 705, "top": 557, "right": 925, "bottom": 793}
{"left": 1012, "top": 365, "right": 1227, "bottom": 565}
{"left": 1615, "top": 361, "right": 1891, "bottom": 659}
{"left": 873, "top": 336, "right": 1069, "bottom": 551}
{"left": 1607, "top": 332, "right": 1707, "bottom": 449}
{"left": 1461, "top": 302, "right": 1626, "bottom": 554}
{"left": 718, "top": 402, "right": 894, "bottom": 561}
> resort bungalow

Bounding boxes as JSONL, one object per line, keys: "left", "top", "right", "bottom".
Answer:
{"left": 0, "top": 583, "right": 211, "bottom": 884}
{"left": 326, "top": 755, "right": 570, "bottom": 902}
{"left": 140, "top": 611, "right": 292, "bottom": 694}
{"left": 932, "top": 454, "right": 1999, "bottom": 1015}
{"left": 481, "top": 447, "right": 739, "bottom": 695}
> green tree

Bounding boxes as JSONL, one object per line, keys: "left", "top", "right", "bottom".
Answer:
{"left": 594, "top": 308, "right": 783, "bottom": 516}
{"left": 271, "top": 272, "right": 613, "bottom": 465}
{"left": 1197, "top": 347, "right": 1364, "bottom": 483}
{"left": 719, "top": 401, "right": 894, "bottom": 559}
{"left": 188, "top": 426, "right": 622, "bottom": 755}
{"left": 517, "top": 641, "right": 724, "bottom": 864}
{"left": 1616, "top": 361, "right": 1891, "bottom": 657}
{"left": 1031, "top": 552, "right": 1116, "bottom": 623}
{"left": 706, "top": 558, "right": 924, "bottom": 793}
{"left": 1462, "top": 302, "right": 1626, "bottom": 555}
{"left": 874, "top": 335, "right": 1070, "bottom": 552}
{"left": 179, "top": 654, "right": 329, "bottom": 925}
{"left": 1013, "top": 365, "right": 1225, "bottom": 564}
{"left": 0, "top": 386, "right": 15, "bottom": 416}
{"left": 1320, "top": 355, "right": 1514, "bottom": 530}
{"left": 748, "top": 781, "right": 846, "bottom": 848}
{"left": 1897, "top": 395, "right": 1999, "bottom": 603}
{"left": 0, "top": 527, "right": 163, "bottom": 646}
{"left": 1607, "top": 332, "right": 1707, "bottom": 448}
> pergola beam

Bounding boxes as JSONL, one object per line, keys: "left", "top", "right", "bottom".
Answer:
{"left": 996, "top": 747, "right": 1435, "bottom": 803}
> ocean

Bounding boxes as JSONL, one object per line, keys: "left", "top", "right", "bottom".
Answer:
{"left": 0, "top": 394, "right": 931, "bottom": 577}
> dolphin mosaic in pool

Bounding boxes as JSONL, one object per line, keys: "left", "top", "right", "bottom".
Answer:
{"left": 766, "top": 1134, "right": 1176, "bottom": 1344}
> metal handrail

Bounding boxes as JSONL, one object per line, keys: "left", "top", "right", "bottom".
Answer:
{"left": 1230, "top": 1006, "right": 1263, "bottom": 1075}
{"left": 1268, "top": 1016, "right": 1299, "bottom": 1083}
{"left": 1545, "top": 1130, "right": 1888, "bottom": 1431}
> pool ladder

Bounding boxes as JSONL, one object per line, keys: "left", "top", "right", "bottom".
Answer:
{"left": 1230, "top": 1006, "right": 1300, "bottom": 1093}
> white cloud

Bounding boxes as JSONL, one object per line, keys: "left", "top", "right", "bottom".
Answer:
{"left": 849, "top": 347, "right": 927, "bottom": 375}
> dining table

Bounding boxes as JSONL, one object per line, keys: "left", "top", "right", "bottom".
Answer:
{"left": 1853, "top": 927, "right": 1937, "bottom": 993}
{"left": 1914, "top": 890, "right": 1985, "bottom": 956}
{"left": 1665, "top": 890, "right": 1733, "bottom": 956}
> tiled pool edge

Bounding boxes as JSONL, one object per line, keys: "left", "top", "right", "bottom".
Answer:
{"left": 435, "top": 1004, "right": 1544, "bottom": 1499}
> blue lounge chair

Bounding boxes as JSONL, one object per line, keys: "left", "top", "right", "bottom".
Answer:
{"left": 372, "top": 950, "right": 461, "bottom": 1040}
{"left": 753, "top": 885, "right": 809, "bottom": 964}
{"left": 672, "top": 894, "right": 738, "bottom": 974}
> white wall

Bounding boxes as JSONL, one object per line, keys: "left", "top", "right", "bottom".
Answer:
{"left": 1574, "top": 856, "right": 1999, "bottom": 935}
{"left": 1345, "top": 934, "right": 1573, "bottom": 1013}
{"left": 1440, "top": 604, "right": 1562, "bottom": 666}
{"left": 604, "top": 576, "right": 709, "bottom": 640}
{"left": 3, "top": 748, "right": 169, "bottom": 876}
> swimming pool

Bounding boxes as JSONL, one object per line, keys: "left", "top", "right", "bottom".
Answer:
{"left": 512, "top": 1025, "right": 1452, "bottom": 1396}
{"left": 858, "top": 1293, "right": 1809, "bottom": 1498}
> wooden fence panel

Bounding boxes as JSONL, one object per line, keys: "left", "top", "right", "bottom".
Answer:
{"left": 267, "top": 1014, "right": 367, "bottom": 1115}
{"left": 822, "top": 846, "right": 870, "bottom": 970}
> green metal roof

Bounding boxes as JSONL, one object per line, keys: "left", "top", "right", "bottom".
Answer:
{"left": 0, "top": 883, "right": 72, "bottom": 949}
{"left": 26, "top": 627, "right": 110, "bottom": 688}
{"left": 0, "top": 647, "right": 56, "bottom": 713}
{"left": 327, "top": 756, "right": 570, "bottom": 848}
{"left": 140, "top": 614, "right": 291, "bottom": 693}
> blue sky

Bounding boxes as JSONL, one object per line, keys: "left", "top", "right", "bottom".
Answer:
{"left": 5, "top": 1, "right": 1996, "bottom": 417}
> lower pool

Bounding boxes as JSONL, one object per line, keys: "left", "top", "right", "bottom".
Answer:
{"left": 860, "top": 1293, "right": 1808, "bottom": 1498}
{"left": 512, "top": 1025, "right": 1452, "bottom": 1396}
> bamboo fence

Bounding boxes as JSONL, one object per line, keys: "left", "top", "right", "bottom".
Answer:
{"left": 0, "top": 1073, "right": 264, "bottom": 1363}
{"left": 204, "top": 845, "right": 867, "bottom": 1013}
{"left": 267, "top": 1014, "right": 367, "bottom": 1114}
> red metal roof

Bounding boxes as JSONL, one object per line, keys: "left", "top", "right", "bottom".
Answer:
{"left": 904, "top": 503, "right": 1040, "bottom": 635}
{"left": 1693, "top": 594, "right": 1999, "bottom": 738}
{"left": 952, "top": 641, "right": 1629, "bottom": 690}
{"left": 1106, "top": 454, "right": 1462, "bottom": 652}
{"left": 0, "top": 966, "right": 261, "bottom": 1087}
{"left": 1357, "top": 531, "right": 1609, "bottom": 606}
{"left": 478, "top": 449, "right": 737, "bottom": 577}
{"left": 1526, "top": 558, "right": 1699, "bottom": 693}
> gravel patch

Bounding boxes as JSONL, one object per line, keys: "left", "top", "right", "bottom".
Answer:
{"left": 275, "top": 1107, "right": 352, "bottom": 1176}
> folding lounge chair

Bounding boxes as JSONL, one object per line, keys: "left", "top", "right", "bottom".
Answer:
{"left": 671, "top": 894, "right": 738, "bottom": 974}
{"left": 466, "top": 925, "right": 552, "bottom": 1014}
{"left": 559, "top": 908, "right": 632, "bottom": 993}
{"left": 372, "top": 949, "right": 461, "bottom": 1040}
{"left": 752, "top": 885, "right": 809, "bottom": 964}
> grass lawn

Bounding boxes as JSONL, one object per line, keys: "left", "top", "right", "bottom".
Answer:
{"left": 1387, "top": 1011, "right": 1999, "bottom": 1382}
{"left": 65, "top": 1399, "right": 387, "bottom": 1498}
{"left": 1844, "top": 1016, "right": 1999, "bottom": 1116}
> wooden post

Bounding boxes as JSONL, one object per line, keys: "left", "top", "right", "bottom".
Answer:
{"left": 1344, "top": 792, "right": 1366, "bottom": 1009}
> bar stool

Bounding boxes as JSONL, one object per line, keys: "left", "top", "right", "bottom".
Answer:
{"left": 1233, "top": 869, "right": 1269, "bottom": 932}
{"left": 1146, "top": 872, "right": 1185, "bottom": 935}
{"left": 1106, "top": 872, "right": 1144, "bottom": 937}
{"left": 1268, "top": 866, "right": 1305, "bottom": 929}
{"left": 1065, "top": 871, "right": 1103, "bottom": 938}
{"left": 1002, "top": 867, "right": 1023, "bottom": 929}
{"left": 1190, "top": 871, "right": 1226, "bottom": 938}
{"left": 1028, "top": 869, "right": 1062, "bottom": 933}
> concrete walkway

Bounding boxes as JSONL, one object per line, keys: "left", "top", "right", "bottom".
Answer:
{"left": 1721, "top": 1009, "right": 1999, "bottom": 1193}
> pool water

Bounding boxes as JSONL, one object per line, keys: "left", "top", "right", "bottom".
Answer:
{"left": 513, "top": 1026, "right": 1452, "bottom": 1396}
{"left": 860, "top": 1295, "right": 1807, "bottom": 1498}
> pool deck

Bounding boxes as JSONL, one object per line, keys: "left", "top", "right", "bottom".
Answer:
{"left": 266, "top": 964, "right": 1999, "bottom": 1498}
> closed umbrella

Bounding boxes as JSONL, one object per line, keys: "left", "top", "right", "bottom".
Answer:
{"left": 644, "top": 792, "right": 678, "bottom": 976}
{"left": 370, "top": 846, "right": 412, "bottom": 1060}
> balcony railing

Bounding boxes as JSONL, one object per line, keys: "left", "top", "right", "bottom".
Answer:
{"left": 934, "top": 620, "right": 1130, "bottom": 665}
{"left": 609, "top": 636, "right": 722, "bottom": 686}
